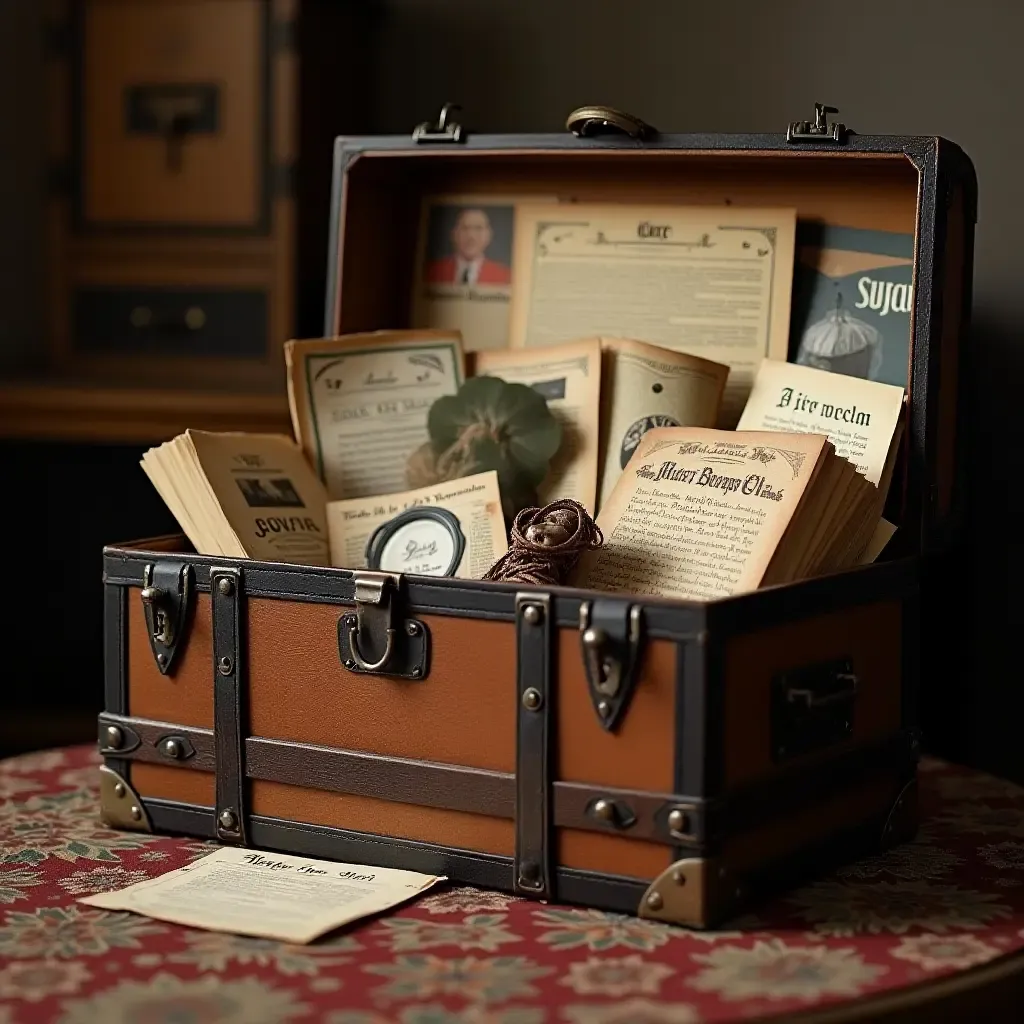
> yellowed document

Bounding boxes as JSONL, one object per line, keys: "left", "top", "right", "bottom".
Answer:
{"left": 509, "top": 203, "right": 796, "bottom": 425}
{"left": 574, "top": 427, "right": 829, "bottom": 602}
{"left": 142, "top": 431, "right": 331, "bottom": 565}
{"left": 595, "top": 337, "right": 729, "bottom": 511}
{"left": 411, "top": 194, "right": 553, "bottom": 352}
{"left": 79, "top": 848, "right": 445, "bottom": 944}
{"left": 286, "top": 331, "right": 465, "bottom": 500}
{"left": 859, "top": 518, "right": 897, "bottom": 564}
{"left": 474, "top": 339, "right": 602, "bottom": 512}
{"left": 327, "top": 470, "right": 508, "bottom": 578}
{"left": 737, "top": 358, "right": 905, "bottom": 487}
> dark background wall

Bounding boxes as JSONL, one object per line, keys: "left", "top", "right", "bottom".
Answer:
{"left": 0, "top": 1, "right": 1018, "bottom": 779}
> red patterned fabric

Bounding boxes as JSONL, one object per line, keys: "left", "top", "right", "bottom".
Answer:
{"left": 1, "top": 746, "right": 1023, "bottom": 1022}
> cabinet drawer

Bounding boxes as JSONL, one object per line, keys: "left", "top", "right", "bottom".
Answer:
{"left": 78, "top": 0, "right": 269, "bottom": 231}
{"left": 73, "top": 287, "right": 268, "bottom": 359}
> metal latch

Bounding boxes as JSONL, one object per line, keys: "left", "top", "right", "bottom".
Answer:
{"left": 413, "top": 102, "right": 466, "bottom": 144}
{"left": 338, "top": 571, "right": 431, "bottom": 680}
{"left": 140, "top": 562, "right": 194, "bottom": 675}
{"left": 786, "top": 103, "right": 849, "bottom": 144}
{"left": 579, "top": 600, "right": 644, "bottom": 731}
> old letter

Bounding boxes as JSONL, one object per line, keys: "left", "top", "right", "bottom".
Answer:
{"left": 80, "top": 848, "right": 444, "bottom": 944}
{"left": 737, "top": 358, "right": 905, "bottom": 488}
{"left": 509, "top": 203, "right": 796, "bottom": 425}
{"left": 595, "top": 337, "right": 729, "bottom": 511}
{"left": 286, "top": 331, "right": 465, "bottom": 500}
{"left": 574, "top": 427, "right": 829, "bottom": 601}
{"left": 474, "top": 338, "right": 602, "bottom": 512}
{"left": 326, "top": 471, "right": 508, "bottom": 578}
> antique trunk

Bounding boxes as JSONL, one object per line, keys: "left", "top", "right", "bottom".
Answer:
{"left": 97, "top": 104, "right": 976, "bottom": 928}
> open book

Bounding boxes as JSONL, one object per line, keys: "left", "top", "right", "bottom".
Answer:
{"left": 573, "top": 426, "right": 882, "bottom": 602}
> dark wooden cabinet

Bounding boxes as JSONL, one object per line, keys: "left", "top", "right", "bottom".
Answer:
{"left": 41, "top": 0, "right": 376, "bottom": 401}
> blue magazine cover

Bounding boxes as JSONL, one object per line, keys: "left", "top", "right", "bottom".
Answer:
{"left": 788, "top": 225, "right": 914, "bottom": 389}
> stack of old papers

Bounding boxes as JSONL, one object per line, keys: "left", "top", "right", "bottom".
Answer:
{"left": 573, "top": 426, "right": 886, "bottom": 602}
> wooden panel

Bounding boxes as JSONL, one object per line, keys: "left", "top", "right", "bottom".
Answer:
{"left": 81, "top": 0, "right": 263, "bottom": 227}
{"left": 247, "top": 600, "right": 518, "bottom": 772}
{"left": 132, "top": 763, "right": 214, "bottom": 806}
{"left": 127, "top": 591, "right": 214, "bottom": 728}
{"left": 722, "top": 601, "right": 903, "bottom": 788}
{"left": 335, "top": 150, "right": 920, "bottom": 336}
{"left": 556, "top": 632, "right": 676, "bottom": 791}
{"left": 724, "top": 776, "right": 897, "bottom": 872}
{"left": 558, "top": 829, "right": 670, "bottom": 881}
{"left": 251, "top": 780, "right": 514, "bottom": 856}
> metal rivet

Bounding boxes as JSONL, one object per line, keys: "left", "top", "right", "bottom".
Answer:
{"left": 219, "top": 809, "right": 237, "bottom": 830}
{"left": 105, "top": 726, "right": 123, "bottom": 749}
{"left": 406, "top": 622, "right": 421, "bottom": 636}
{"left": 597, "top": 700, "right": 611, "bottom": 718}
{"left": 156, "top": 653, "right": 168, "bottom": 669}
{"left": 667, "top": 808, "right": 687, "bottom": 833}
{"left": 162, "top": 738, "right": 183, "bottom": 759}
{"left": 518, "top": 860, "right": 540, "bottom": 886}
{"left": 522, "top": 687, "right": 543, "bottom": 711}
{"left": 645, "top": 892, "right": 663, "bottom": 911}
{"left": 218, "top": 577, "right": 234, "bottom": 596}
{"left": 672, "top": 869, "right": 686, "bottom": 885}
{"left": 582, "top": 627, "right": 606, "bottom": 649}
{"left": 130, "top": 805, "right": 142, "bottom": 821}
{"left": 344, "top": 660, "right": 355, "bottom": 669}
{"left": 113, "top": 782, "right": 126, "bottom": 798}
{"left": 592, "top": 799, "right": 615, "bottom": 822}
{"left": 410, "top": 667, "right": 423, "bottom": 678}
{"left": 523, "top": 604, "right": 543, "bottom": 625}
{"left": 218, "top": 656, "right": 233, "bottom": 676}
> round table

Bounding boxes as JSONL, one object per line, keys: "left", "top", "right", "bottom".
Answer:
{"left": 1, "top": 747, "right": 1023, "bottom": 1023}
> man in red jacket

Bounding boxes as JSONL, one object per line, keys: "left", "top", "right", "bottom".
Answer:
{"left": 425, "top": 207, "right": 512, "bottom": 286}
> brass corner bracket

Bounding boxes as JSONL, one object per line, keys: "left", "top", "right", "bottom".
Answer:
{"left": 637, "top": 856, "right": 738, "bottom": 929}
{"left": 99, "top": 765, "right": 152, "bottom": 833}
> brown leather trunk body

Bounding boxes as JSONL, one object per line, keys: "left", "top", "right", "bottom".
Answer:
{"left": 97, "top": 108, "right": 975, "bottom": 928}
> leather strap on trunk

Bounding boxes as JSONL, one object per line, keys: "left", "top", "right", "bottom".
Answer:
{"left": 211, "top": 566, "right": 248, "bottom": 845}
{"left": 514, "top": 593, "right": 554, "bottom": 899}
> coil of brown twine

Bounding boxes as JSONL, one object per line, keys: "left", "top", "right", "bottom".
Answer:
{"left": 482, "top": 498, "right": 604, "bottom": 587}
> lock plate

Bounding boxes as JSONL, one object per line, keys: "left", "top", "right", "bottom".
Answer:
{"left": 140, "top": 562, "right": 194, "bottom": 676}
{"left": 338, "top": 572, "right": 430, "bottom": 680}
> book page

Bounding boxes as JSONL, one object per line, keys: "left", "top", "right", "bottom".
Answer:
{"left": 184, "top": 431, "right": 330, "bottom": 565}
{"left": 859, "top": 518, "right": 897, "bottom": 564}
{"left": 473, "top": 338, "right": 602, "bottom": 512}
{"left": 286, "top": 332, "right": 465, "bottom": 501}
{"left": 80, "top": 848, "right": 444, "bottom": 945}
{"left": 410, "top": 194, "right": 555, "bottom": 352}
{"left": 509, "top": 203, "right": 796, "bottom": 425}
{"left": 574, "top": 427, "right": 828, "bottom": 601}
{"left": 737, "top": 358, "right": 905, "bottom": 486}
{"left": 596, "top": 337, "right": 729, "bottom": 511}
{"left": 326, "top": 471, "right": 508, "bottom": 579}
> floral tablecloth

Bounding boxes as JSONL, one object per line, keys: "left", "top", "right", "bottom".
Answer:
{"left": 1, "top": 747, "right": 1024, "bottom": 1023}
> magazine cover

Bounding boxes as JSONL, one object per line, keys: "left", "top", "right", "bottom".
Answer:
{"left": 788, "top": 225, "right": 914, "bottom": 388}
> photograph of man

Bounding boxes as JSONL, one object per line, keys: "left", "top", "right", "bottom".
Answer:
{"left": 424, "top": 205, "right": 513, "bottom": 287}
